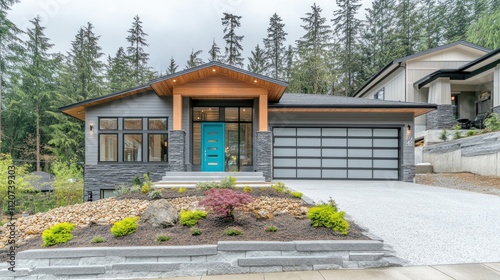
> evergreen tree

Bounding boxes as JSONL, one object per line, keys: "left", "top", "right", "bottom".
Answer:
{"left": 289, "top": 3, "right": 333, "bottom": 94}
{"left": 221, "top": 13, "right": 244, "bottom": 67}
{"left": 420, "top": 0, "right": 445, "bottom": 50}
{"left": 332, "top": 0, "right": 363, "bottom": 96}
{"left": 247, "top": 44, "right": 268, "bottom": 74}
{"left": 126, "top": 15, "right": 153, "bottom": 84}
{"left": 444, "top": 0, "right": 470, "bottom": 42}
{"left": 0, "top": 4, "right": 22, "bottom": 153}
{"left": 106, "top": 47, "right": 134, "bottom": 92}
{"left": 263, "top": 13, "right": 287, "bottom": 79}
{"left": 185, "top": 49, "right": 204, "bottom": 69}
{"left": 466, "top": 9, "right": 500, "bottom": 49}
{"left": 11, "top": 16, "right": 57, "bottom": 170}
{"left": 208, "top": 38, "right": 223, "bottom": 62}
{"left": 393, "top": 0, "right": 422, "bottom": 57}
{"left": 166, "top": 56, "right": 178, "bottom": 74}
{"left": 0, "top": 0, "right": 18, "bottom": 10}
{"left": 283, "top": 45, "right": 294, "bottom": 81}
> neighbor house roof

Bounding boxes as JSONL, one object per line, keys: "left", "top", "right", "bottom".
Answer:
{"left": 353, "top": 41, "right": 491, "bottom": 98}
{"left": 414, "top": 47, "right": 500, "bottom": 89}
{"left": 60, "top": 61, "right": 288, "bottom": 121}
{"left": 27, "top": 171, "right": 54, "bottom": 192}
{"left": 269, "top": 93, "right": 437, "bottom": 117}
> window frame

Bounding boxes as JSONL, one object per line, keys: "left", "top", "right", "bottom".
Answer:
{"left": 98, "top": 133, "right": 119, "bottom": 162}
{"left": 123, "top": 117, "right": 143, "bottom": 130}
{"left": 123, "top": 133, "right": 144, "bottom": 162}
{"left": 98, "top": 117, "right": 118, "bottom": 130}
{"left": 147, "top": 117, "right": 168, "bottom": 130}
{"left": 148, "top": 133, "right": 169, "bottom": 162}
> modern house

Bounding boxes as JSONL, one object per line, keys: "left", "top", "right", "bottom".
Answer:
{"left": 61, "top": 61, "right": 435, "bottom": 200}
{"left": 354, "top": 41, "right": 500, "bottom": 139}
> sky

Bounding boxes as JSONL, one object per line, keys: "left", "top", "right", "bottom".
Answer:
{"left": 7, "top": 0, "right": 371, "bottom": 72}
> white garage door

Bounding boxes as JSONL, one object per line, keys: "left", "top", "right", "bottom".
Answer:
{"left": 273, "top": 127, "right": 401, "bottom": 180}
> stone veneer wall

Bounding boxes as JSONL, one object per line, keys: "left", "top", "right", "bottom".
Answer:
{"left": 255, "top": 131, "right": 272, "bottom": 181}
{"left": 84, "top": 165, "right": 168, "bottom": 201}
{"left": 2, "top": 241, "right": 404, "bottom": 279}
{"left": 402, "top": 165, "right": 415, "bottom": 182}
{"left": 168, "top": 130, "right": 187, "bottom": 172}
{"left": 426, "top": 105, "right": 455, "bottom": 130}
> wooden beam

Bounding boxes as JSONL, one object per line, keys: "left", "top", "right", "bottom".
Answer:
{"left": 173, "top": 94, "right": 182, "bottom": 130}
{"left": 259, "top": 94, "right": 268, "bottom": 131}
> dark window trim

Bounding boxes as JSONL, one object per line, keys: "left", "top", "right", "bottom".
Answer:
{"left": 123, "top": 133, "right": 143, "bottom": 162}
{"left": 100, "top": 189, "right": 116, "bottom": 199}
{"left": 148, "top": 133, "right": 169, "bottom": 162}
{"left": 123, "top": 117, "right": 143, "bottom": 130}
{"left": 98, "top": 133, "right": 119, "bottom": 162}
{"left": 147, "top": 117, "right": 169, "bottom": 130}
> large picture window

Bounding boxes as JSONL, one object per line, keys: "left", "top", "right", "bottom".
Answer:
{"left": 99, "top": 134, "right": 118, "bottom": 162}
{"left": 97, "top": 117, "right": 168, "bottom": 163}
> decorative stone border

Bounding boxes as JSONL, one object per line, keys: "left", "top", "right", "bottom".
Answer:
{"left": 0, "top": 240, "right": 406, "bottom": 279}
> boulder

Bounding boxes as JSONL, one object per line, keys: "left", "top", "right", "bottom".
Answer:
{"left": 140, "top": 200, "right": 178, "bottom": 228}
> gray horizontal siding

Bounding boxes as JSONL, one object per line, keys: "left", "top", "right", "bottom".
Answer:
{"left": 85, "top": 91, "right": 173, "bottom": 165}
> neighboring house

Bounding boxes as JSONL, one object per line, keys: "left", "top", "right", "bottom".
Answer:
{"left": 354, "top": 41, "right": 500, "bottom": 139}
{"left": 27, "top": 171, "right": 54, "bottom": 192}
{"left": 60, "top": 61, "right": 435, "bottom": 200}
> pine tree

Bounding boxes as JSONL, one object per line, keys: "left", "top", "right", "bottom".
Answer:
{"left": 247, "top": 44, "right": 268, "bottom": 74}
{"left": 0, "top": 4, "right": 22, "bottom": 153}
{"left": 393, "top": 0, "right": 422, "bottom": 57}
{"left": 444, "top": 0, "right": 470, "bottom": 43}
{"left": 420, "top": 0, "right": 445, "bottom": 50}
{"left": 0, "top": 0, "right": 18, "bottom": 10}
{"left": 289, "top": 3, "right": 333, "bottom": 94}
{"left": 106, "top": 47, "right": 134, "bottom": 92}
{"left": 466, "top": 9, "right": 500, "bottom": 49}
{"left": 208, "top": 38, "right": 223, "bottom": 62}
{"left": 283, "top": 45, "right": 294, "bottom": 81}
{"left": 12, "top": 16, "right": 57, "bottom": 170}
{"left": 126, "top": 15, "right": 153, "bottom": 84}
{"left": 166, "top": 56, "right": 178, "bottom": 74}
{"left": 221, "top": 13, "right": 244, "bottom": 67}
{"left": 332, "top": 0, "right": 363, "bottom": 96}
{"left": 185, "top": 49, "right": 204, "bottom": 69}
{"left": 263, "top": 13, "right": 287, "bottom": 79}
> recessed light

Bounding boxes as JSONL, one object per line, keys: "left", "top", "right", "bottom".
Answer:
{"left": 173, "top": 79, "right": 176, "bottom": 82}
{"left": 254, "top": 80, "right": 258, "bottom": 83}
{"left": 212, "top": 69, "right": 216, "bottom": 72}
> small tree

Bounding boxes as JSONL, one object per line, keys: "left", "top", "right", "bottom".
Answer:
{"left": 484, "top": 113, "right": 500, "bottom": 132}
{"left": 200, "top": 189, "right": 253, "bottom": 220}
{"left": 51, "top": 159, "right": 84, "bottom": 207}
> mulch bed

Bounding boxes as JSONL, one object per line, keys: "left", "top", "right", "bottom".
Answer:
{"left": 1, "top": 187, "right": 369, "bottom": 261}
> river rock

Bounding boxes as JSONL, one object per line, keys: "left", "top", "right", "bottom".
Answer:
{"left": 140, "top": 199, "right": 178, "bottom": 228}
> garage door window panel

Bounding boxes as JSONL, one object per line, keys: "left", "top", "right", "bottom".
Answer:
{"left": 297, "top": 138, "right": 321, "bottom": 146}
{"left": 274, "top": 128, "right": 296, "bottom": 136}
{"left": 374, "top": 170, "right": 398, "bottom": 179}
{"left": 322, "top": 138, "right": 347, "bottom": 147}
{"left": 274, "top": 148, "right": 296, "bottom": 157}
{"left": 297, "top": 148, "right": 321, "bottom": 157}
{"left": 297, "top": 169, "right": 321, "bottom": 178}
{"left": 297, "top": 128, "right": 321, "bottom": 136}
{"left": 297, "top": 158, "right": 321, "bottom": 167}
{"left": 274, "top": 158, "right": 296, "bottom": 167}
{"left": 322, "top": 169, "right": 347, "bottom": 178}
{"left": 322, "top": 159, "right": 347, "bottom": 168}
{"left": 348, "top": 138, "right": 372, "bottom": 147}
{"left": 373, "top": 149, "right": 399, "bottom": 158}
{"left": 322, "top": 148, "right": 347, "bottom": 157}
{"left": 322, "top": 128, "right": 347, "bottom": 136}
{"left": 348, "top": 149, "right": 372, "bottom": 157}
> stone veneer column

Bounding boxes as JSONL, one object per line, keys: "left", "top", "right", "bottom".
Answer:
{"left": 255, "top": 131, "right": 272, "bottom": 182}
{"left": 402, "top": 165, "right": 415, "bottom": 182}
{"left": 426, "top": 105, "right": 455, "bottom": 130}
{"left": 493, "top": 64, "right": 500, "bottom": 116}
{"left": 168, "top": 130, "right": 186, "bottom": 172}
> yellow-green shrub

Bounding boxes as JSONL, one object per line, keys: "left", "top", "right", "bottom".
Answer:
{"left": 243, "top": 186, "right": 253, "bottom": 193}
{"left": 180, "top": 210, "right": 207, "bottom": 227}
{"left": 111, "top": 216, "right": 139, "bottom": 237}
{"left": 307, "top": 204, "right": 349, "bottom": 235}
{"left": 291, "top": 191, "right": 303, "bottom": 198}
{"left": 42, "top": 222, "right": 76, "bottom": 247}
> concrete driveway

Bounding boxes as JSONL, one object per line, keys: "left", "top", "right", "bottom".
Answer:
{"left": 282, "top": 180, "right": 500, "bottom": 266}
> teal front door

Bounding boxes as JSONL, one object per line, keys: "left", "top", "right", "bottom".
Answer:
{"left": 201, "top": 123, "right": 225, "bottom": 171}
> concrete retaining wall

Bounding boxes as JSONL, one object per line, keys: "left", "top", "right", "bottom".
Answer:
{"left": 1, "top": 241, "right": 403, "bottom": 279}
{"left": 423, "top": 131, "right": 500, "bottom": 176}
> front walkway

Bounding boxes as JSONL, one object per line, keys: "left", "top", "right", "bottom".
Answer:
{"left": 153, "top": 263, "right": 500, "bottom": 280}
{"left": 281, "top": 180, "right": 500, "bottom": 266}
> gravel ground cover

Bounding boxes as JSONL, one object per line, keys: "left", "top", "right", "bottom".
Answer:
{"left": 416, "top": 173, "right": 500, "bottom": 197}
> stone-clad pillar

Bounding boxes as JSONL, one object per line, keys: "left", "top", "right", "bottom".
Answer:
{"left": 168, "top": 130, "right": 186, "bottom": 171}
{"left": 255, "top": 131, "right": 272, "bottom": 181}
{"left": 493, "top": 64, "right": 500, "bottom": 116}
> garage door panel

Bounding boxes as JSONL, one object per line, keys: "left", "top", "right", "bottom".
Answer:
{"left": 322, "top": 169, "right": 347, "bottom": 179}
{"left": 297, "top": 169, "right": 321, "bottom": 178}
{"left": 273, "top": 127, "right": 401, "bottom": 180}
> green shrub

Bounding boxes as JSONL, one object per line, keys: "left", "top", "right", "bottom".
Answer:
{"left": 179, "top": 210, "right": 207, "bottom": 227}
{"left": 196, "top": 181, "right": 221, "bottom": 191}
{"left": 156, "top": 235, "right": 171, "bottom": 242}
{"left": 466, "top": 129, "right": 479, "bottom": 137}
{"left": 132, "top": 176, "right": 141, "bottom": 186}
{"left": 452, "top": 125, "right": 462, "bottom": 140}
{"left": 196, "top": 176, "right": 236, "bottom": 191}
{"left": 485, "top": 113, "right": 500, "bottom": 132}
{"left": 439, "top": 129, "right": 449, "bottom": 141}
{"left": 271, "top": 182, "right": 289, "bottom": 193}
{"left": 291, "top": 191, "right": 303, "bottom": 199}
{"left": 224, "top": 227, "right": 243, "bottom": 236}
{"left": 307, "top": 203, "right": 349, "bottom": 235}
{"left": 220, "top": 176, "right": 237, "bottom": 189}
{"left": 110, "top": 216, "right": 139, "bottom": 237}
{"left": 243, "top": 186, "right": 253, "bottom": 193}
{"left": 130, "top": 185, "right": 141, "bottom": 193}
{"left": 148, "top": 190, "right": 162, "bottom": 200}
{"left": 191, "top": 227, "right": 203, "bottom": 236}
{"left": 141, "top": 173, "right": 152, "bottom": 193}
{"left": 265, "top": 225, "right": 277, "bottom": 232}
{"left": 0, "top": 220, "right": 4, "bottom": 226}
{"left": 114, "top": 185, "right": 130, "bottom": 196}
{"left": 91, "top": 236, "right": 106, "bottom": 243}
{"left": 178, "top": 187, "right": 188, "bottom": 194}
{"left": 42, "top": 222, "right": 76, "bottom": 247}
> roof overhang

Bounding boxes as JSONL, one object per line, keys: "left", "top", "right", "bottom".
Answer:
{"left": 60, "top": 61, "right": 288, "bottom": 121}
{"left": 268, "top": 104, "right": 437, "bottom": 117}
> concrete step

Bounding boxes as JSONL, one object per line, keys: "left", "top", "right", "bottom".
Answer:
{"left": 153, "top": 181, "right": 273, "bottom": 189}
{"left": 162, "top": 171, "right": 264, "bottom": 177}
{"left": 160, "top": 175, "right": 266, "bottom": 182}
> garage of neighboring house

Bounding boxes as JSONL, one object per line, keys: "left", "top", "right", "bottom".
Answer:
{"left": 272, "top": 126, "right": 401, "bottom": 180}
{"left": 268, "top": 93, "right": 436, "bottom": 181}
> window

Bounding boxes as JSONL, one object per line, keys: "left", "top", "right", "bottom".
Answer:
{"left": 99, "top": 134, "right": 118, "bottom": 161}
{"left": 99, "top": 118, "right": 118, "bottom": 130}
{"left": 100, "top": 189, "right": 116, "bottom": 199}
{"left": 124, "top": 118, "right": 142, "bottom": 130}
{"left": 124, "top": 134, "right": 143, "bottom": 161}
{"left": 97, "top": 117, "right": 168, "bottom": 163}
{"left": 374, "top": 88, "right": 385, "bottom": 100}
{"left": 149, "top": 134, "right": 168, "bottom": 162}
